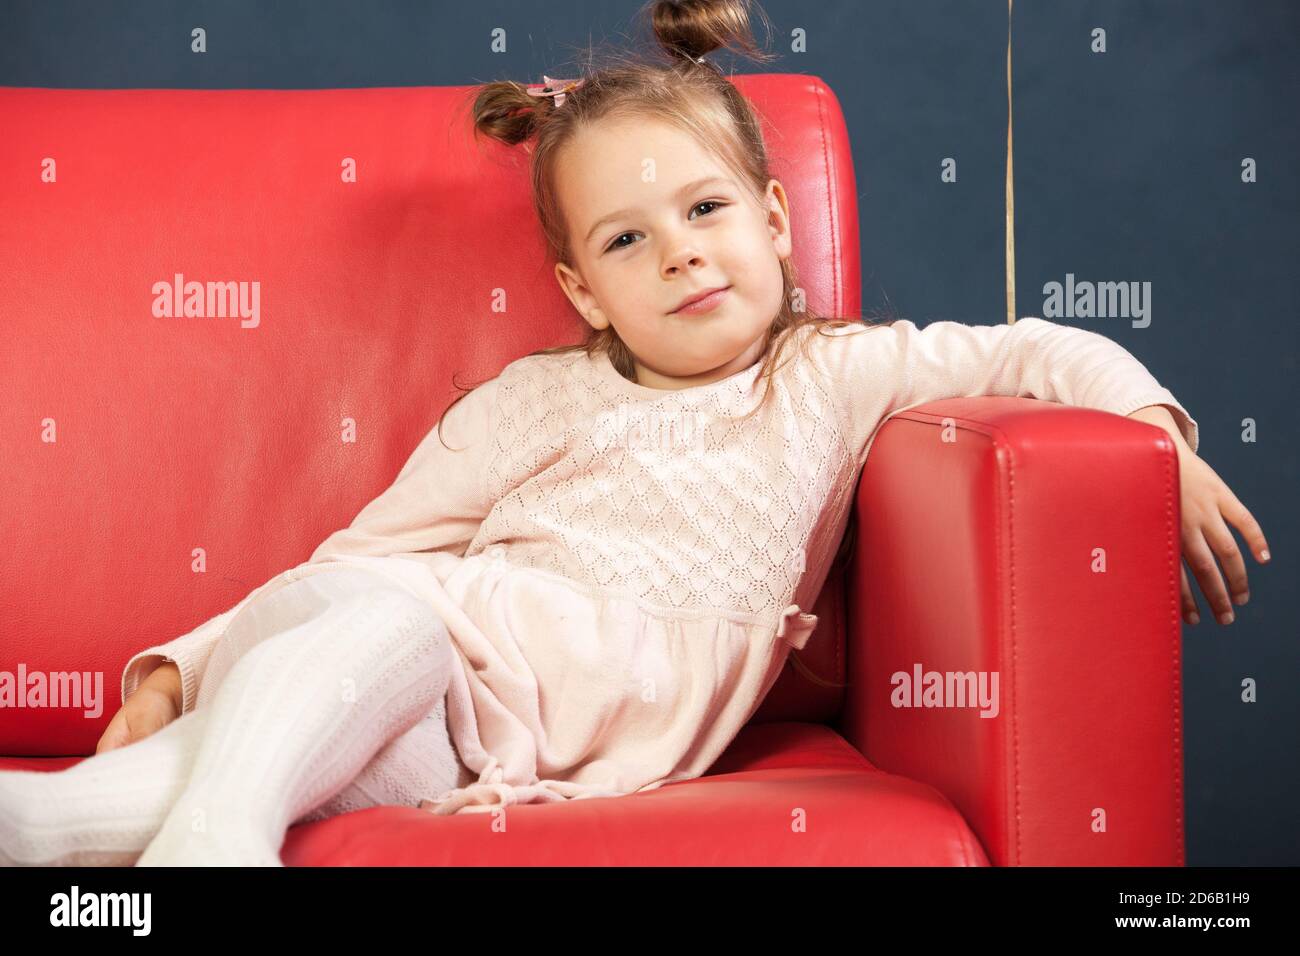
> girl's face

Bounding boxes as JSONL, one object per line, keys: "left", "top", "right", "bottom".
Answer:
{"left": 553, "top": 116, "right": 793, "bottom": 390}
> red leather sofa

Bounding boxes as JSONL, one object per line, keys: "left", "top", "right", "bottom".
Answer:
{"left": 0, "top": 78, "right": 1185, "bottom": 865}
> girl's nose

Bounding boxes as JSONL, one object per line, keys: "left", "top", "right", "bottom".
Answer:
{"left": 662, "top": 248, "right": 705, "bottom": 277}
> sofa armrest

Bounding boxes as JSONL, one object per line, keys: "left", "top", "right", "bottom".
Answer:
{"left": 835, "top": 396, "right": 1185, "bottom": 866}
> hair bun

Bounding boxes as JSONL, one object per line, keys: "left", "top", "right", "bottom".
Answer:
{"left": 471, "top": 81, "right": 550, "bottom": 147}
{"left": 649, "top": 0, "right": 776, "bottom": 67}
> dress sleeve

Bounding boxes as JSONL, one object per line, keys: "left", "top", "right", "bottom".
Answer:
{"left": 811, "top": 316, "right": 1199, "bottom": 460}
{"left": 120, "top": 377, "right": 500, "bottom": 714}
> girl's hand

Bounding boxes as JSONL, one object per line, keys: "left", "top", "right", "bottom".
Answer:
{"left": 95, "top": 663, "right": 182, "bottom": 753}
{"left": 1128, "top": 405, "right": 1271, "bottom": 627}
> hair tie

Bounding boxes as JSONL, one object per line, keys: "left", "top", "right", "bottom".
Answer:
{"left": 525, "top": 75, "right": 584, "bottom": 108}
{"left": 695, "top": 54, "right": 721, "bottom": 74}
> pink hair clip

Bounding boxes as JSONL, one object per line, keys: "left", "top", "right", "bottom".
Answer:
{"left": 525, "top": 75, "right": 584, "bottom": 108}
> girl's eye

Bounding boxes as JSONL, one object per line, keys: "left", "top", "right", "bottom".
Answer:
{"left": 603, "top": 200, "right": 728, "bottom": 253}
{"left": 690, "top": 200, "right": 725, "bottom": 219}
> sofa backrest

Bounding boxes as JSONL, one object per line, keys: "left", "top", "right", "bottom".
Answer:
{"left": 0, "top": 78, "right": 860, "bottom": 755}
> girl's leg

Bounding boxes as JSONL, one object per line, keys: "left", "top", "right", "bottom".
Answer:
{"left": 0, "top": 696, "right": 465, "bottom": 867}
{"left": 1, "top": 568, "right": 462, "bottom": 867}
{"left": 136, "top": 572, "right": 457, "bottom": 866}
{"left": 0, "top": 568, "right": 464, "bottom": 867}
{"left": 0, "top": 707, "right": 211, "bottom": 867}
{"left": 300, "top": 692, "right": 474, "bottom": 823}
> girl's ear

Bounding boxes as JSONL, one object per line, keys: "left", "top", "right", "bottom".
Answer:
{"left": 765, "top": 179, "right": 793, "bottom": 260}
{"left": 554, "top": 260, "right": 610, "bottom": 331}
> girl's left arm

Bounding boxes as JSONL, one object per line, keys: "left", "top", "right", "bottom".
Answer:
{"left": 811, "top": 316, "right": 1270, "bottom": 631}
{"left": 1125, "top": 403, "right": 1271, "bottom": 628}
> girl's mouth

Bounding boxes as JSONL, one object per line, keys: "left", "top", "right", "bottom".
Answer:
{"left": 671, "top": 286, "right": 731, "bottom": 315}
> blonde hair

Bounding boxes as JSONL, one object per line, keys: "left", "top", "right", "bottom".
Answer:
{"left": 439, "top": 0, "right": 898, "bottom": 688}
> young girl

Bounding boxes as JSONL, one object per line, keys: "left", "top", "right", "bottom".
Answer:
{"left": 0, "top": 0, "right": 1269, "bottom": 866}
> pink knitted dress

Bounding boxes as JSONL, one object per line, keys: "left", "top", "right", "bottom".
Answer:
{"left": 120, "top": 317, "right": 1199, "bottom": 815}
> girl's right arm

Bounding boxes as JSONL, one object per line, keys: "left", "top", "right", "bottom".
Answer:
{"left": 119, "top": 601, "right": 258, "bottom": 718}
{"left": 118, "top": 376, "right": 501, "bottom": 717}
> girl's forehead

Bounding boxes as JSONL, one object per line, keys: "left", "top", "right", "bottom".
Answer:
{"left": 567, "top": 138, "right": 732, "bottom": 195}
{"left": 575, "top": 114, "right": 714, "bottom": 163}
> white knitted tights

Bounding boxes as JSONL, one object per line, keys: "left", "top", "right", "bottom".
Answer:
{"left": 0, "top": 567, "right": 468, "bottom": 866}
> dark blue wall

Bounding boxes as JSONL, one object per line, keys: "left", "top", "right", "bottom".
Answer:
{"left": 2, "top": 0, "right": 1295, "bottom": 865}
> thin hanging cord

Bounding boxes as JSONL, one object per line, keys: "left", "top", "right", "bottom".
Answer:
{"left": 1006, "top": 0, "right": 1016, "bottom": 325}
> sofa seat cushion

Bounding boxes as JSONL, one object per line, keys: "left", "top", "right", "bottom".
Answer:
{"left": 280, "top": 722, "right": 990, "bottom": 866}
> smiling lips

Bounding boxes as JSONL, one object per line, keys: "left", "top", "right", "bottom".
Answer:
{"left": 670, "top": 285, "right": 731, "bottom": 315}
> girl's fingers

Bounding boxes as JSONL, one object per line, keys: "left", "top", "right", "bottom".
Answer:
{"left": 1183, "top": 529, "right": 1235, "bottom": 626}
{"left": 95, "top": 713, "right": 128, "bottom": 754}
{"left": 1221, "top": 492, "right": 1271, "bottom": 565}
{"left": 1203, "top": 513, "right": 1251, "bottom": 611}
{"left": 94, "top": 728, "right": 119, "bottom": 754}
{"left": 1180, "top": 563, "right": 1199, "bottom": 626}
